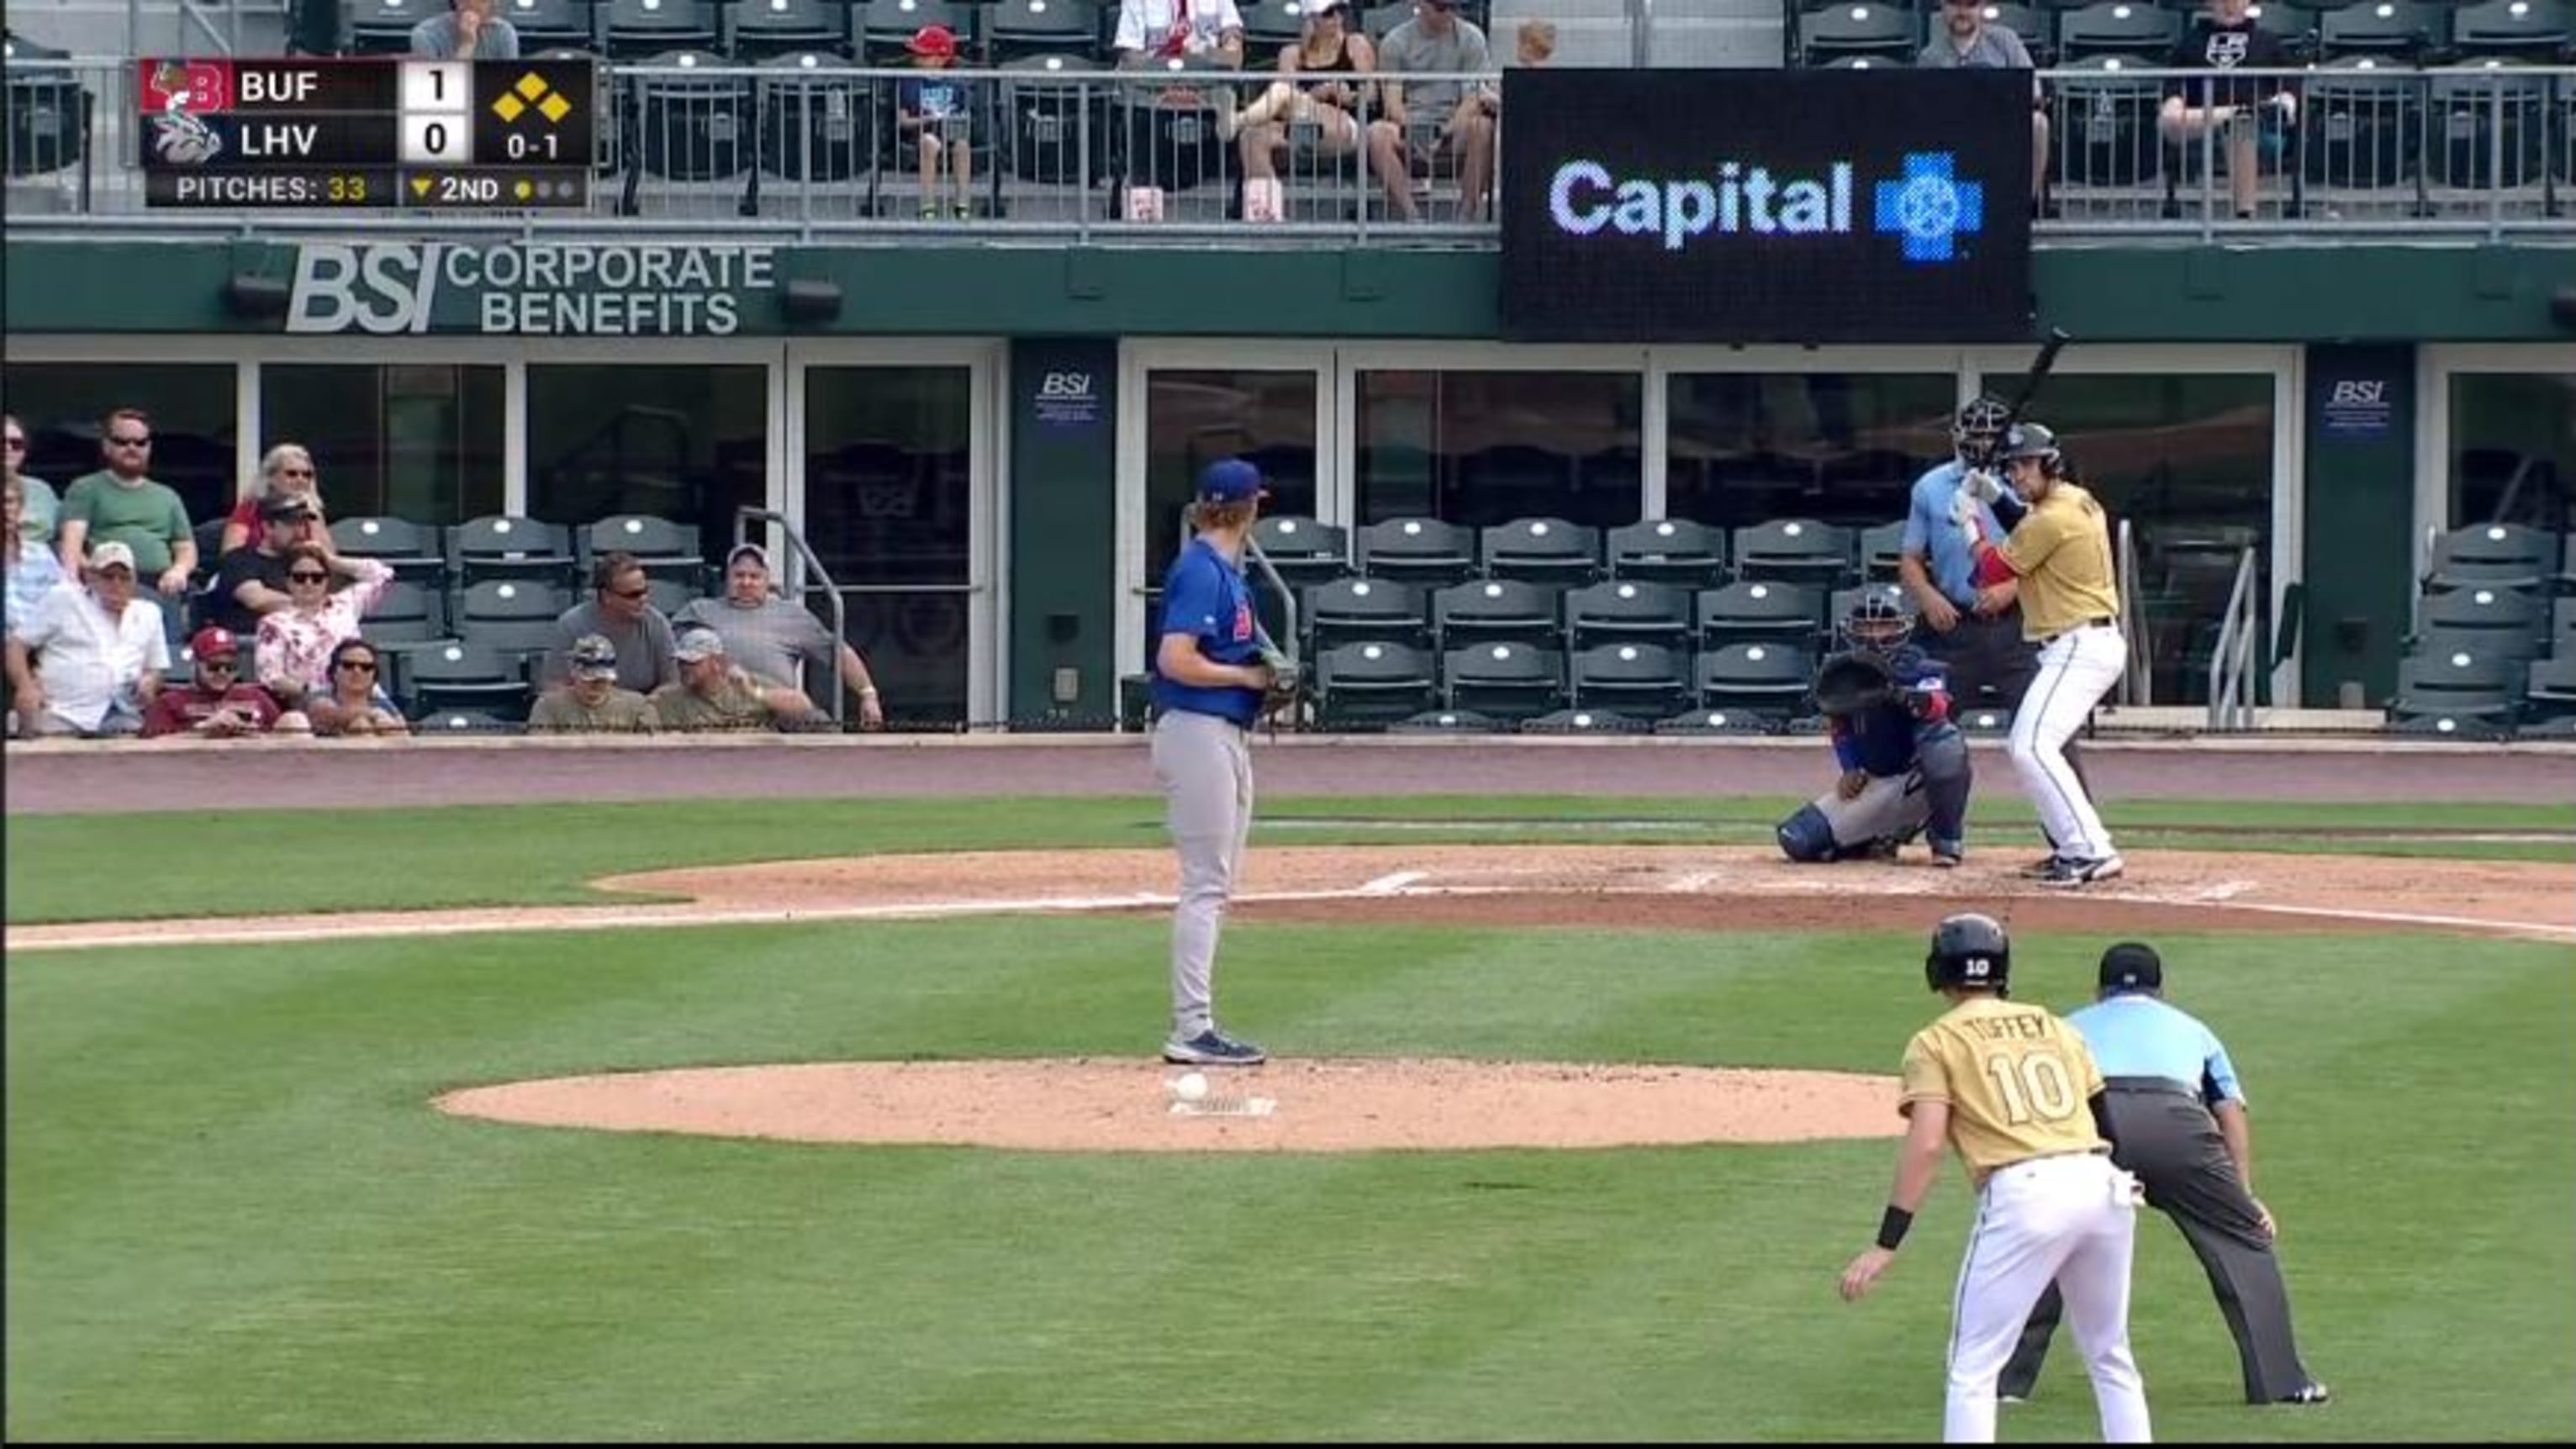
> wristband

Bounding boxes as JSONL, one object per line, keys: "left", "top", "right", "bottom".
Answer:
{"left": 1875, "top": 1205, "right": 1914, "bottom": 1252}
{"left": 858, "top": 687, "right": 879, "bottom": 697}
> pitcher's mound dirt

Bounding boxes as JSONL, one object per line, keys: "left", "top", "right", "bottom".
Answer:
{"left": 434, "top": 1058, "right": 1904, "bottom": 1153}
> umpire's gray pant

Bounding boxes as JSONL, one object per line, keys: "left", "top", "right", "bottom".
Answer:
{"left": 1151, "top": 709, "right": 1253, "bottom": 1042}
{"left": 2001, "top": 1077, "right": 2317, "bottom": 1404}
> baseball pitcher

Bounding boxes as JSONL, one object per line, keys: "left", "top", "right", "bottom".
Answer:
{"left": 1775, "top": 593, "right": 1975, "bottom": 867}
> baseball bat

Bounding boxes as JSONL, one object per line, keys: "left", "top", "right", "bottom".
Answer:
{"left": 1998, "top": 328, "right": 2072, "bottom": 435}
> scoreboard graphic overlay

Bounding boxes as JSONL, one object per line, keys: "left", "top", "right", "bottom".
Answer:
{"left": 140, "top": 58, "right": 595, "bottom": 209}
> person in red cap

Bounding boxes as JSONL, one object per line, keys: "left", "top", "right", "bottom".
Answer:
{"left": 142, "top": 626, "right": 288, "bottom": 738}
{"left": 897, "top": 24, "right": 976, "bottom": 220}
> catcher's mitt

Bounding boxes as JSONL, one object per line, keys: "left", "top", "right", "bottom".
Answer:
{"left": 1257, "top": 643, "right": 1302, "bottom": 714}
{"left": 1812, "top": 651, "right": 1897, "bottom": 717}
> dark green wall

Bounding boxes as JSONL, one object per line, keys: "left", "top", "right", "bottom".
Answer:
{"left": 9, "top": 238, "right": 2573, "bottom": 342}
{"left": 2300, "top": 345, "right": 2420, "bottom": 708}
{"left": 1006, "top": 340, "right": 1119, "bottom": 727}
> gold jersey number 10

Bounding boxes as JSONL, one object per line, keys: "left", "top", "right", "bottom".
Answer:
{"left": 1985, "top": 1051, "right": 2081, "bottom": 1125}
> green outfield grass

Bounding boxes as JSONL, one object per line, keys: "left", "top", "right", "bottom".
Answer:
{"left": 7, "top": 911, "right": 2573, "bottom": 1441}
{"left": 7, "top": 795, "right": 2571, "bottom": 923}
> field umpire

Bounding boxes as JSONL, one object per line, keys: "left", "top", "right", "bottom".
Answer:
{"left": 1999, "top": 943, "right": 2331, "bottom": 1407}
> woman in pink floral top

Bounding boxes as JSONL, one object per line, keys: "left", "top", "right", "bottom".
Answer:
{"left": 256, "top": 540, "right": 393, "bottom": 709}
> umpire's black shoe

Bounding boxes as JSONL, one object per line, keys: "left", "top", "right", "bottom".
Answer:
{"left": 2273, "top": 1383, "right": 2331, "bottom": 1405}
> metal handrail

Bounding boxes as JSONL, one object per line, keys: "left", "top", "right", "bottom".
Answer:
{"left": 2205, "top": 545, "right": 2261, "bottom": 730}
{"left": 2115, "top": 516, "right": 2152, "bottom": 707}
{"left": 731, "top": 504, "right": 848, "bottom": 724}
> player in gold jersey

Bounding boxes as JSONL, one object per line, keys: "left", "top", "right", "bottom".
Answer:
{"left": 1840, "top": 913, "right": 2153, "bottom": 1443}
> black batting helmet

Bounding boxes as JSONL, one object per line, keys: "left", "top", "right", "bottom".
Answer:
{"left": 1999, "top": 423, "right": 2063, "bottom": 476}
{"left": 1953, "top": 395, "right": 2013, "bottom": 467}
{"left": 1924, "top": 912, "right": 2012, "bottom": 996}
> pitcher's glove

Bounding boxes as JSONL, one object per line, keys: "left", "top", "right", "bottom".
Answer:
{"left": 1257, "top": 644, "right": 1302, "bottom": 711}
{"left": 1812, "top": 651, "right": 1897, "bottom": 717}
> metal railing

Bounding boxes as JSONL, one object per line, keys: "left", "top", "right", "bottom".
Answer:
{"left": 6, "top": 57, "right": 2570, "bottom": 239}
{"left": 731, "top": 504, "right": 848, "bottom": 724}
{"left": 2116, "top": 516, "right": 2153, "bottom": 707}
{"left": 2205, "top": 545, "right": 2262, "bottom": 730}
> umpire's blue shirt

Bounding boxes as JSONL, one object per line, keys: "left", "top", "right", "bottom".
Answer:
{"left": 2067, "top": 993, "right": 2249, "bottom": 1108}
{"left": 1149, "top": 537, "right": 1263, "bottom": 727}
{"left": 1899, "top": 461, "right": 2011, "bottom": 610}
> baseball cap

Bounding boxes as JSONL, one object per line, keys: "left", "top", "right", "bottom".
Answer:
{"left": 2098, "top": 942, "right": 2164, "bottom": 994}
{"left": 88, "top": 540, "right": 138, "bottom": 573}
{"left": 673, "top": 624, "right": 727, "bottom": 663}
{"left": 726, "top": 542, "right": 771, "bottom": 571}
{"left": 189, "top": 624, "right": 240, "bottom": 661}
{"left": 568, "top": 632, "right": 620, "bottom": 681}
{"left": 906, "top": 23, "right": 958, "bottom": 56}
{"left": 261, "top": 492, "right": 318, "bottom": 522}
{"left": 1195, "top": 457, "right": 1266, "bottom": 504}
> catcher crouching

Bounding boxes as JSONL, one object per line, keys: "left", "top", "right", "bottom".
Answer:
{"left": 1775, "top": 594, "right": 1974, "bottom": 867}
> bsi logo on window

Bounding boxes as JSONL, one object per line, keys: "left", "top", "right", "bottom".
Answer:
{"left": 2329, "top": 381, "right": 2387, "bottom": 407}
{"left": 1038, "top": 372, "right": 1095, "bottom": 399}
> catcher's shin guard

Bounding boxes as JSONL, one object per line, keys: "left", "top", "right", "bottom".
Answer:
{"left": 1916, "top": 723, "right": 1972, "bottom": 846}
{"left": 1776, "top": 803, "right": 1840, "bottom": 862}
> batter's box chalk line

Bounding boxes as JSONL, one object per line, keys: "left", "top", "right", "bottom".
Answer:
{"left": 1169, "top": 1097, "right": 1279, "bottom": 1119}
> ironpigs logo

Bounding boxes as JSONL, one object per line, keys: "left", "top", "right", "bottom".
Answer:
{"left": 150, "top": 111, "right": 223, "bottom": 166}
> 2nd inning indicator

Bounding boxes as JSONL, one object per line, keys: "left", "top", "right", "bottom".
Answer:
{"left": 140, "top": 57, "right": 594, "bottom": 209}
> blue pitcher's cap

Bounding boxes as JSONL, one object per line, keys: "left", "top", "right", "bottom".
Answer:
{"left": 2098, "top": 942, "right": 2163, "bottom": 994}
{"left": 1196, "top": 457, "right": 1265, "bottom": 503}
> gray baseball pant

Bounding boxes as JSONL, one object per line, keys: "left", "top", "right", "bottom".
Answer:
{"left": 1150, "top": 709, "right": 1254, "bottom": 1041}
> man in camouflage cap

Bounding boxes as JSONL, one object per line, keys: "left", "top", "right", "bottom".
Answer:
{"left": 528, "top": 633, "right": 657, "bottom": 733}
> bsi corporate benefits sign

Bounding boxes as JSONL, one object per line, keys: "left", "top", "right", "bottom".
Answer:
{"left": 1497, "top": 69, "right": 2035, "bottom": 343}
{"left": 284, "top": 241, "right": 778, "bottom": 335}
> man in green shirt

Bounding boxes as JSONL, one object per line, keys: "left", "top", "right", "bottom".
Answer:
{"left": 649, "top": 624, "right": 816, "bottom": 732}
{"left": 528, "top": 633, "right": 658, "bottom": 733}
{"left": 56, "top": 408, "right": 196, "bottom": 598}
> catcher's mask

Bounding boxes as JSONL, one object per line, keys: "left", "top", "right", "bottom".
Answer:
{"left": 1952, "top": 395, "right": 2013, "bottom": 468}
{"left": 1839, "top": 592, "right": 1914, "bottom": 654}
{"left": 1924, "top": 912, "right": 2012, "bottom": 997}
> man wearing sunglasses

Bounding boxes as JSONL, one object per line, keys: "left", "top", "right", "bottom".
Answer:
{"left": 544, "top": 551, "right": 679, "bottom": 696}
{"left": 56, "top": 408, "right": 197, "bottom": 601}
{"left": 142, "top": 625, "right": 286, "bottom": 738}
{"left": 6, "top": 540, "right": 170, "bottom": 737}
{"left": 207, "top": 493, "right": 346, "bottom": 637}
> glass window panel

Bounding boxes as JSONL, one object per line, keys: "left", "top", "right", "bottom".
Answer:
{"left": 0, "top": 363, "right": 237, "bottom": 531}
{"left": 803, "top": 366, "right": 975, "bottom": 727}
{"left": 1665, "top": 373, "right": 1954, "bottom": 530}
{"left": 2025, "top": 373, "right": 2275, "bottom": 707}
{"left": 263, "top": 364, "right": 504, "bottom": 524}
{"left": 2447, "top": 371, "right": 2576, "bottom": 533}
{"left": 1142, "top": 369, "right": 1320, "bottom": 664}
{"left": 526, "top": 365, "right": 766, "bottom": 556}
{"left": 1355, "top": 371, "right": 1642, "bottom": 530}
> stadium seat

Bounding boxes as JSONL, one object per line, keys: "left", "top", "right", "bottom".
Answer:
{"left": 2517, "top": 713, "right": 2576, "bottom": 740}
{"left": 1000, "top": 55, "right": 1114, "bottom": 197}
{"left": 3, "top": 45, "right": 92, "bottom": 189}
{"left": 349, "top": 0, "right": 436, "bottom": 52}
{"left": 1696, "top": 641, "right": 1814, "bottom": 717}
{"left": 583, "top": 514, "right": 705, "bottom": 583}
{"left": 858, "top": 0, "right": 971, "bottom": 58}
{"left": 2426, "top": 61, "right": 2552, "bottom": 192}
{"left": 1252, "top": 515, "right": 1353, "bottom": 593}
{"left": 417, "top": 709, "right": 521, "bottom": 735}
{"left": 362, "top": 580, "right": 448, "bottom": 647}
{"left": 1563, "top": 579, "right": 1694, "bottom": 653}
{"left": 2299, "top": 55, "right": 2420, "bottom": 193}
{"left": 497, "top": 0, "right": 598, "bottom": 50}
{"left": 1570, "top": 642, "right": 1692, "bottom": 720}
{"left": 2054, "top": 53, "right": 2167, "bottom": 189}
{"left": 1696, "top": 580, "right": 1825, "bottom": 649}
{"left": 450, "top": 515, "right": 578, "bottom": 589}
{"left": 757, "top": 52, "right": 873, "bottom": 184}
{"left": 646, "top": 578, "right": 702, "bottom": 619}
{"left": 1306, "top": 576, "right": 1430, "bottom": 654}
{"left": 2552, "top": 598, "right": 2576, "bottom": 655}
{"left": 2521, "top": 655, "right": 2576, "bottom": 723}
{"left": 2424, "top": 523, "right": 2555, "bottom": 592}
{"left": 1356, "top": 517, "right": 1480, "bottom": 589}
{"left": 1957, "top": 705, "right": 2014, "bottom": 735}
{"left": 1733, "top": 519, "right": 1854, "bottom": 589}
{"left": 401, "top": 642, "right": 533, "bottom": 721}
{"left": 2056, "top": 1, "right": 2183, "bottom": 63}
{"left": 1966, "top": 3, "right": 2055, "bottom": 65}
{"left": 1829, "top": 582, "right": 1919, "bottom": 637}
{"left": 1607, "top": 519, "right": 1729, "bottom": 589}
{"left": 1240, "top": 0, "right": 1304, "bottom": 50}
{"left": 2559, "top": 536, "right": 2576, "bottom": 593}
{"left": 1481, "top": 518, "right": 1602, "bottom": 586}
{"left": 985, "top": 0, "right": 1103, "bottom": 61}
{"left": 1442, "top": 641, "right": 1564, "bottom": 724}
{"left": 2318, "top": 0, "right": 2443, "bottom": 59}
{"left": 629, "top": 51, "right": 753, "bottom": 182}
{"left": 1115, "top": 72, "right": 1231, "bottom": 198}
{"left": 1388, "top": 708, "right": 1511, "bottom": 735}
{"left": 604, "top": 0, "right": 721, "bottom": 55}
{"left": 458, "top": 579, "right": 578, "bottom": 660}
{"left": 2449, "top": 0, "right": 2573, "bottom": 58}
{"left": 1857, "top": 521, "right": 1908, "bottom": 581}
{"left": 730, "top": 0, "right": 849, "bottom": 57}
{"left": 1654, "top": 706, "right": 1781, "bottom": 736}
{"left": 2388, "top": 646, "right": 2518, "bottom": 724}
{"left": 330, "top": 515, "right": 447, "bottom": 588}
{"left": 1314, "top": 640, "right": 1437, "bottom": 730}
{"left": 1522, "top": 707, "right": 1653, "bottom": 736}
{"left": 2412, "top": 585, "right": 2549, "bottom": 656}
{"left": 2385, "top": 711, "right": 2514, "bottom": 740}
{"left": 1432, "top": 579, "right": 1564, "bottom": 651}
{"left": 1797, "top": 2, "right": 1919, "bottom": 65}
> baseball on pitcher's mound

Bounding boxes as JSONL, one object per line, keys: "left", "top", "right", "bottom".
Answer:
{"left": 1172, "top": 1072, "right": 1210, "bottom": 1103}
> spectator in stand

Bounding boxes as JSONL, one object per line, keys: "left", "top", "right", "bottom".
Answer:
{"left": 142, "top": 625, "right": 291, "bottom": 738}
{"left": 545, "top": 552, "right": 679, "bottom": 696}
{"left": 208, "top": 493, "right": 357, "bottom": 638}
{"left": 6, "top": 540, "right": 169, "bottom": 737}
{"left": 896, "top": 25, "right": 976, "bottom": 222}
{"left": 675, "top": 544, "right": 885, "bottom": 730}
{"left": 1215, "top": 0, "right": 1377, "bottom": 201}
{"left": 255, "top": 541, "right": 395, "bottom": 710}
{"left": 1112, "top": 0, "right": 1247, "bottom": 149}
{"left": 1465, "top": 18, "right": 1551, "bottom": 121}
{"left": 651, "top": 624, "right": 816, "bottom": 732}
{"left": 1919, "top": 0, "right": 2050, "bottom": 210}
{"left": 529, "top": 633, "right": 659, "bottom": 734}
{"left": 2159, "top": 0, "right": 2298, "bottom": 219}
{"left": 5, "top": 413, "right": 60, "bottom": 548}
{"left": 56, "top": 408, "right": 195, "bottom": 601}
{"left": 410, "top": 0, "right": 519, "bottom": 60}
{"left": 217, "top": 444, "right": 325, "bottom": 556}
{"left": 1367, "top": 0, "right": 1494, "bottom": 223}
{"left": 306, "top": 637, "right": 409, "bottom": 737}
{"left": 7, "top": 472, "right": 67, "bottom": 637}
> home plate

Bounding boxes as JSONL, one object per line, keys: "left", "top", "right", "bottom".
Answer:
{"left": 1170, "top": 1096, "right": 1279, "bottom": 1119}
